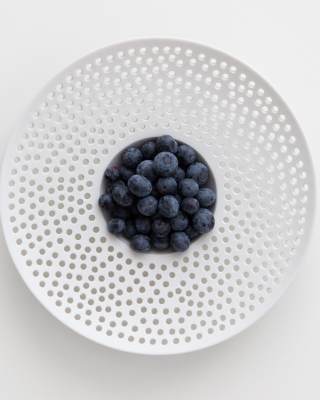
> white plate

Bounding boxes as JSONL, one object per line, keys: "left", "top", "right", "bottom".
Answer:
{"left": 1, "top": 38, "right": 315, "bottom": 354}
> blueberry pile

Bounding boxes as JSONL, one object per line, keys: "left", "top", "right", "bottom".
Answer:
{"left": 99, "top": 135, "right": 216, "bottom": 253}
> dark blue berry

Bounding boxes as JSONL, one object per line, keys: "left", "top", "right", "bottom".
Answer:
{"left": 124, "top": 219, "right": 137, "bottom": 239}
{"left": 155, "top": 135, "right": 178, "bottom": 154}
{"left": 158, "top": 195, "right": 179, "bottom": 218}
{"left": 128, "top": 174, "right": 152, "bottom": 197}
{"left": 131, "top": 235, "right": 151, "bottom": 253}
{"left": 135, "top": 216, "right": 152, "bottom": 234}
{"left": 181, "top": 197, "right": 200, "bottom": 215}
{"left": 107, "top": 218, "right": 126, "bottom": 235}
{"left": 99, "top": 193, "right": 116, "bottom": 211}
{"left": 112, "top": 185, "right": 134, "bottom": 206}
{"left": 195, "top": 188, "right": 216, "bottom": 207}
{"left": 151, "top": 233, "right": 170, "bottom": 250}
{"left": 112, "top": 180, "right": 125, "bottom": 187}
{"left": 123, "top": 147, "right": 143, "bottom": 169}
{"left": 105, "top": 166, "right": 120, "bottom": 181}
{"left": 170, "top": 232, "right": 190, "bottom": 252}
{"left": 153, "top": 152, "right": 178, "bottom": 177}
{"left": 111, "top": 206, "right": 131, "bottom": 221}
{"left": 106, "top": 179, "right": 124, "bottom": 194}
{"left": 131, "top": 201, "right": 142, "bottom": 216}
{"left": 151, "top": 183, "right": 160, "bottom": 199}
{"left": 141, "top": 141, "right": 157, "bottom": 160}
{"left": 137, "top": 195, "right": 158, "bottom": 216}
{"left": 156, "top": 177, "right": 177, "bottom": 195}
{"left": 178, "top": 178, "right": 199, "bottom": 197}
{"left": 176, "top": 145, "right": 196, "bottom": 165}
{"left": 152, "top": 218, "right": 171, "bottom": 237}
{"left": 193, "top": 208, "right": 215, "bottom": 233}
{"left": 136, "top": 160, "right": 158, "bottom": 182}
{"left": 106, "top": 181, "right": 113, "bottom": 194}
{"left": 171, "top": 167, "right": 185, "bottom": 183}
{"left": 169, "top": 210, "right": 189, "bottom": 231}
{"left": 173, "top": 193, "right": 184, "bottom": 205}
{"left": 184, "top": 224, "right": 200, "bottom": 239}
{"left": 186, "top": 162, "right": 209, "bottom": 186}
{"left": 119, "top": 165, "right": 135, "bottom": 182}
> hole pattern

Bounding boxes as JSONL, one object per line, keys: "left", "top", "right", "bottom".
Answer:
{"left": 1, "top": 39, "right": 315, "bottom": 355}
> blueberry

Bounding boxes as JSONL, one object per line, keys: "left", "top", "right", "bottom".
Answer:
{"left": 171, "top": 167, "right": 185, "bottom": 183}
{"left": 153, "top": 152, "right": 178, "bottom": 177}
{"left": 107, "top": 218, "right": 126, "bottom": 235}
{"left": 181, "top": 197, "right": 200, "bottom": 215}
{"left": 112, "top": 180, "right": 125, "bottom": 187}
{"left": 135, "top": 216, "right": 152, "bottom": 234}
{"left": 151, "top": 183, "right": 161, "bottom": 199}
{"left": 178, "top": 178, "right": 199, "bottom": 197}
{"left": 105, "top": 166, "right": 120, "bottom": 181}
{"left": 131, "top": 235, "right": 151, "bottom": 253}
{"left": 106, "top": 179, "right": 125, "bottom": 194}
{"left": 106, "top": 181, "right": 114, "bottom": 194}
{"left": 123, "top": 147, "right": 143, "bottom": 169}
{"left": 151, "top": 233, "right": 170, "bottom": 250}
{"left": 156, "top": 177, "right": 177, "bottom": 195}
{"left": 170, "top": 232, "right": 190, "bottom": 252}
{"left": 137, "top": 195, "right": 158, "bottom": 216}
{"left": 158, "top": 195, "right": 179, "bottom": 218}
{"left": 195, "top": 188, "right": 216, "bottom": 207}
{"left": 119, "top": 165, "right": 135, "bottom": 182}
{"left": 152, "top": 218, "right": 171, "bottom": 237}
{"left": 124, "top": 219, "right": 137, "bottom": 239}
{"left": 131, "top": 201, "right": 142, "bottom": 216}
{"left": 193, "top": 208, "right": 215, "bottom": 233}
{"left": 136, "top": 160, "right": 158, "bottom": 182}
{"left": 186, "top": 162, "right": 209, "bottom": 186}
{"left": 98, "top": 193, "right": 116, "bottom": 211}
{"left": 128, "top": 174, "right": 152, "bottom": 197}
{"left": 111, "top": 205, "right": 131, "bottom": 221}
{"left": 141, "top": 141, "right": 157, "bottom": 160}
{"left": 112, "top": 185, "right": 134, "bottom": 206}
{"left": 155, "top": 135, "right": 178, "bottom": 154}
{"left": 176, "top": 145, "right": 196, "bottom": 165}
{"left": 184, "top": 224, "right": 200, "bottom": 239}
{"left": 173, "top": 193, "right": 184, "bottom": 205}
{"left": 169, "top": 210, "right": 189, "bottom": 231}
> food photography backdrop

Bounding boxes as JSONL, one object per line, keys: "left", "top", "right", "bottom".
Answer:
{"left": 0, "top": 0, "right": 320, "bottom": 399}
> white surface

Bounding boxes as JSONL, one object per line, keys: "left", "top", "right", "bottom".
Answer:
{"left": 2, "top": 37, "right": 315, "bottom": 356}
{"left": 0, "top": 0, "right": 320, "bottom": 397}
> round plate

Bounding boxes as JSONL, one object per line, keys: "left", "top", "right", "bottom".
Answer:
{"left": 1, "top": 38, "right": 315, "bottom": 355}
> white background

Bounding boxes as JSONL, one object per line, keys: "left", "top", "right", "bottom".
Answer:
{"left": 1, "top": 0, "right": 320, "bottom": 399}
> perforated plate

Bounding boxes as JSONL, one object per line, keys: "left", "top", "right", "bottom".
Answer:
{"left": 1, "top": 38, "right": 315, "bottom": 355}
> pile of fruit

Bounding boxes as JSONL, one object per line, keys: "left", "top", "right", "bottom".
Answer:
{"left": 99, "top": 135, "right": 216, "bottom": 253}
